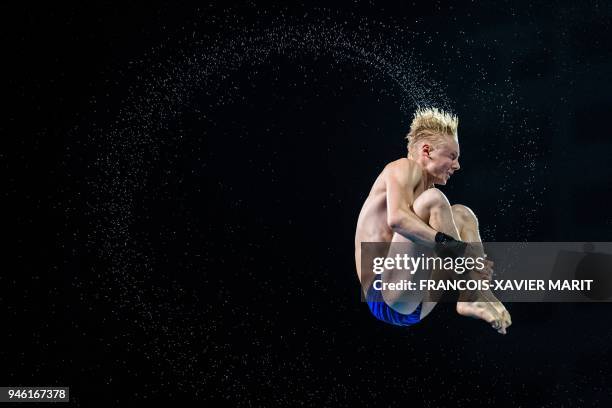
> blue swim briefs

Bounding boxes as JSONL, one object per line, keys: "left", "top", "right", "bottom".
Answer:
{"left": 366, "top": 276, "right": 422, "bottom": 327}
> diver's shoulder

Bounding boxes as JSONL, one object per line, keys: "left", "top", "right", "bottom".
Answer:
{"left": 384, "top": 157, "right": 421, "bottom": 173}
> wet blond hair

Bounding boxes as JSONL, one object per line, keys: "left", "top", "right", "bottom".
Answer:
{"left": 406, "top": 107, "right": 458, "bottom": 158}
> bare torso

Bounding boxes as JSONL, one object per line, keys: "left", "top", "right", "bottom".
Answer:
{"left": 354, "top": 158, "right": 428, "bottom": 285}
{"left": 353, "top": 154, "right": 513, "bottom": 334}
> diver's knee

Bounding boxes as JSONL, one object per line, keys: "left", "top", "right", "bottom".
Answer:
{"left": 452, "top": 204, "right": 478, "bottom": 226}
{"left": 417, "top": 188, "right": 451, "bottom": 209}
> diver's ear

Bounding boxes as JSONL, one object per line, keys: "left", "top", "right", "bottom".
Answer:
{"left": 421, "top": 143, "right": 433, "bottom": 159}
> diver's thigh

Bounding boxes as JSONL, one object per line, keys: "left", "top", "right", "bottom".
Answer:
{"left": 381, "top": 233, "right": 430, "bottom": 314}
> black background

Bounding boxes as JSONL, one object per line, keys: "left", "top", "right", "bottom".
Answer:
{"left": 5, "top": 1, "right": 612, "bottom": 406}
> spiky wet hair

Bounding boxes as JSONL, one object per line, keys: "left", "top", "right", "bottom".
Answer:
{"left": 406, "top": 107, "right": 459, "bottom": 157}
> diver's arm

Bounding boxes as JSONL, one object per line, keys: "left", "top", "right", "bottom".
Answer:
{"left": 385, "top": 160, "right": 438, "bottom": 246}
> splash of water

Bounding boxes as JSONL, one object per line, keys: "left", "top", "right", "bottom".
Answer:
{"left": 81, "top": 18, "right": 512, "bottom": 393}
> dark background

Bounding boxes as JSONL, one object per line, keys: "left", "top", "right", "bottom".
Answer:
{"left": 4, "top": 1, "right": 612, "bottom": 406}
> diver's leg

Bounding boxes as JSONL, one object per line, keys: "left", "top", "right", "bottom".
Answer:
{"left": 408, "top": 188, "right": 462, "bottom": 318}
{"left": 414, "top": 188, "right": 461, "bottom": 239}
{"left": 380, "top": 232, "right": 427, "bottom": 315}
{"left": 382, "top": 188, "right": 461, "bottom": 317}
{"left": 452, "top": 204, "right": 512, "bottom": 334}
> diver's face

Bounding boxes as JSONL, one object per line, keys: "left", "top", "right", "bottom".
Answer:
{"left": 425, "top": 137, "right": 460, "bottom": 185}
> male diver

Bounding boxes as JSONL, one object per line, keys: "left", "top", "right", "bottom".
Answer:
{"left": 354, "top": 108, "right": 512, "bottom": 334}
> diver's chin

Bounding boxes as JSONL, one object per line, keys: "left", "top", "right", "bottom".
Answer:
{"left": 436, "top": 177, "right": 448, "bottom": 186}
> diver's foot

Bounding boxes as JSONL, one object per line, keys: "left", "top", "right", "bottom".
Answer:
{"left": 456, "top": 301, "right": 512, "bottom": 334}
{"left": 478, "top": 291, "right": 512, "bottom": 332}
